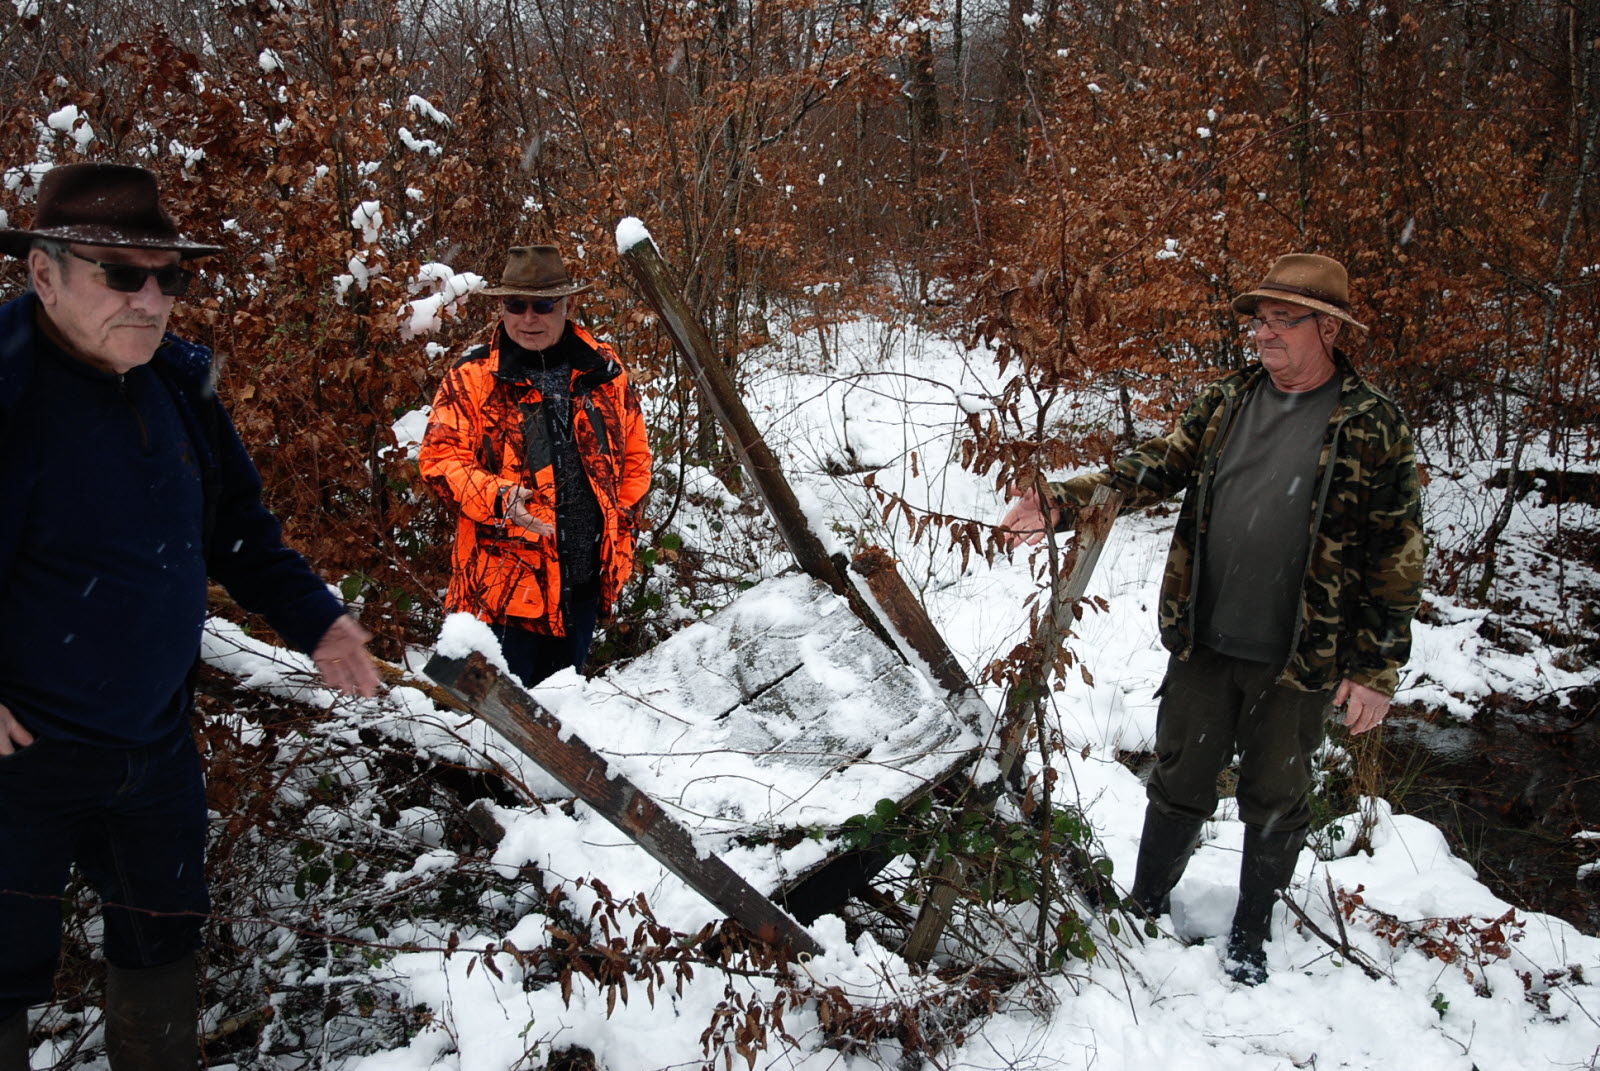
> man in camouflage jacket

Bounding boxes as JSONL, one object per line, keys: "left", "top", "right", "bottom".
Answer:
{"left": 1002, "top": 254, "right": 1424, "bottom": 985}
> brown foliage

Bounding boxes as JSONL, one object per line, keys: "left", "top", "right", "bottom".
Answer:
{"left": 0, "top": 0, "right": 953, "bottom": 655}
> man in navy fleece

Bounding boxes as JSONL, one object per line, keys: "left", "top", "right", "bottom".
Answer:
{"left": 0, "top": 163, "right": 380, "bottom": 1070}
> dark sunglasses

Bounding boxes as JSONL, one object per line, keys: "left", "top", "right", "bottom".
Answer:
{"left": 68, "top": 249, "right": 194, "bottom": 297}
{"left": 501, "top": 296, "right": 561, "bottom": 316}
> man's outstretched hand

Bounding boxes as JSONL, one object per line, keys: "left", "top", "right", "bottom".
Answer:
{"left": 312, "top": 615, "right": 382, "bottom": 698}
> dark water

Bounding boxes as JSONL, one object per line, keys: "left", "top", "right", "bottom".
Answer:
{"left": 1374, "top": 685, "right": 1600, "bottom": 935}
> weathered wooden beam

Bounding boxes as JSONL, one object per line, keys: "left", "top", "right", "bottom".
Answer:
{"left": 425, "top": 651, "right": 823, "bottom": 958}
{"left": 993, "top": 484, "right": 1124, "bottom": 783}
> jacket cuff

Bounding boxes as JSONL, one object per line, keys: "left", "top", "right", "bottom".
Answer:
{"left": 1346, "top": 664, "right": 1400, "bottom": 698}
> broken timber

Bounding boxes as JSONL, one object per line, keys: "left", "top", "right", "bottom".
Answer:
{"left": 621, "top": 226, "right": 1129, "bottom": 965}
{"left": 425, "top": 650, "right": 824, "bottom": 958}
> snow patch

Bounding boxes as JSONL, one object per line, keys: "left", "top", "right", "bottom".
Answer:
{"left": 615, "top": 216, "right": 652, "bottom": 254}
{"left": 434, "top": 613, "right": 512, "bottom": 679}
{"left": 351, "top": 200, "right": 383, "bottom": 243}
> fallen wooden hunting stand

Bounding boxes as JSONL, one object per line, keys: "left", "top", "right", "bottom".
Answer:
{"left": 425, "top": 223, "right": 1120, "bottom": 962}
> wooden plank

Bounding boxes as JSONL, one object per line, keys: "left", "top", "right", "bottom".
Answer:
{"left": 424, "top": 651, "right": 823, "bottom": 958}
{"left": 559, "top": 576, "right": 979, "bottom": 838}
{"left": 899, "top": 484, "right": 1123, "bottom": 965}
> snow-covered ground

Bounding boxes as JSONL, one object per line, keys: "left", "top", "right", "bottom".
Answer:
{"left": 67, "top": 313, "right": 1595, "bottom": 1071}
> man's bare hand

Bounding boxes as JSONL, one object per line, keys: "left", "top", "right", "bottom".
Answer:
{"left": 312, "top": 615, "right": 382, "bottom": 698}
{"left": 1334, "top": 678, "right": 1392, "bottom": 735}
{"left": 504, "top": 485, "right": 555, "bottom": 537}
{"left": 0, "top": 701, "right": 35, "bottom": 757}
{"left": 999, "top": 486, "right": 1061, "bottom": 549}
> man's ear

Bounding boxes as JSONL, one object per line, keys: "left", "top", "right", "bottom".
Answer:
{"left": 27, "top": 249, "right": 59, "bottom": 305}
{"left": 1320, "top": 314, "right": 1343, "bottom": 347}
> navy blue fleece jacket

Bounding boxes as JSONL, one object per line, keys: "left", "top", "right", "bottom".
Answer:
{"left": 0, "top": 292, "right": 344, "bottom": 745}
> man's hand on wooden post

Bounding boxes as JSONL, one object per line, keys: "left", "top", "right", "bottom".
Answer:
{"left": 1000, "top": 485, "right": 1063, "bottom": 548}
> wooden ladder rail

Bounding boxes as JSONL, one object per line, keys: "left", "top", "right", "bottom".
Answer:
{"left": 424, "top": 651, "right": 824, "bottom": 958}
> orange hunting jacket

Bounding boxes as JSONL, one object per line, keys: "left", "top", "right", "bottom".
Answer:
{"left": 418, "top": 323, "right": 652, "bottom": 634}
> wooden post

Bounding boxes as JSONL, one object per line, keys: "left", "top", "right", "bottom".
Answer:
{"left": 993, "top": 484, "right": 1123, "bottom": 783}
{"left": 899, "top": 484, "right": 1123, "bottom": 965}
{"left": 620, "top": 236, "right": 856, "bottom": 600}
{"left": 425, "top": 651, "right": 823, "bottom": 958}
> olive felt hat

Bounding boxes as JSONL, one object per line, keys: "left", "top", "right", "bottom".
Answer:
{"left": 0, "top": 162, "right": 222, "bottom": 259}
{"left": 479, "top": 245, "right": 593, "bottom": 298}
{"left": 1232, "top": 253, "right": 1367, "bottom": 333}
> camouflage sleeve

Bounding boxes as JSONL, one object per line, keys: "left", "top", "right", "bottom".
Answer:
{"left": 1342, "top": 408, "right": 1427, "bottom": 696}
{"left": 1047, "top": 380, "right": 1227, "bottom": 512}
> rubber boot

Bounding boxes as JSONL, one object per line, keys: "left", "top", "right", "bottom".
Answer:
{"left": 0, "top": 1009, "right": 27, "bottom": 1071}
{"left": 1225, "top": 825, "right": 1306, "bottom": 986}
{"left": 104, "top": 954, "right": 198, "bottom": 1071}
{"left": 1126, "top": 805, "right": 1205, "bottom": 918}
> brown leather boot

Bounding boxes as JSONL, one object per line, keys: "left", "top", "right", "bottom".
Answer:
{"left": 104, "top": 954, "right": 198, "bottom": 1070}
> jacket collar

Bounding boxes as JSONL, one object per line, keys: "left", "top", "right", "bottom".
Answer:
{"left": 490, "top": 321, "right": 620, "bottom": 395}
{"left": 1237, "top": 347, "right": 1378, "bottom": 417}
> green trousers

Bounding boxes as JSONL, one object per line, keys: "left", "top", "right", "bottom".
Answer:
{"left": 1146, "top": 645, "right": 1333, "bottom": 832}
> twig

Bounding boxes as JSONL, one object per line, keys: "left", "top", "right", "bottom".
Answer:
{"left": 1327, "top": 872, "right": 1355, "bottom": 956}
{"left": 1279, "top": 889, "right": 1387, "bottom": 982}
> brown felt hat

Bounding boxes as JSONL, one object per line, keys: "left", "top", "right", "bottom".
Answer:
{"left": 479, "top": 245, "right": 593, "bottom": 298}
{"left": 0, "top": 162, "right": 222, "bottom": 259}
{"left": 1232, "top": 253, "right": 1367, "bottom": 333}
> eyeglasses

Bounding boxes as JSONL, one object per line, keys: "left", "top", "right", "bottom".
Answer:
{"left": 1246, "top": 312, "right": 1317, "bottom": 333}
{"left": 501, "top": 296, "right": 562, "bottom": 316}
{"left": 68, "top": 249, "right": 194, "bottom": 297}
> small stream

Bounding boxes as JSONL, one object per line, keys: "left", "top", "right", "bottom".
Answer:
{"left": 1375, "top": 685, "right": 1600, "bottom": 935}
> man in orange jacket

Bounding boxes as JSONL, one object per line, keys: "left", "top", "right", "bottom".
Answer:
{"left": 419, "top": 245, "right": 652, "bottom": 687}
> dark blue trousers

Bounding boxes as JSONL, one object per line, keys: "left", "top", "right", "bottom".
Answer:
{"left": 0, "top": 723, "right": 209, "bottom": 1021}
{"left": 492, "top": 593, "right": 601, "bottom": 689}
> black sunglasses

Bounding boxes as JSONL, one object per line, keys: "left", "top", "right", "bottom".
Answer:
{"left": 501, "top": 296, "right": 561, "bottom": 316}
{"left": 68, "top": 249, "right": 194, "bottom": 297}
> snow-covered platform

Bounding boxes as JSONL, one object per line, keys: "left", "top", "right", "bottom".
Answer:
{"left": 536, "top": 573, "right": 981, "bottom": 842}
{"left": 427, "top": 573, "right": 983, "bottom": 946}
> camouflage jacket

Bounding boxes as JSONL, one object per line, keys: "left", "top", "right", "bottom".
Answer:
{"left": 1053, "top": 355, "right": 1425, "bottom": 695}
